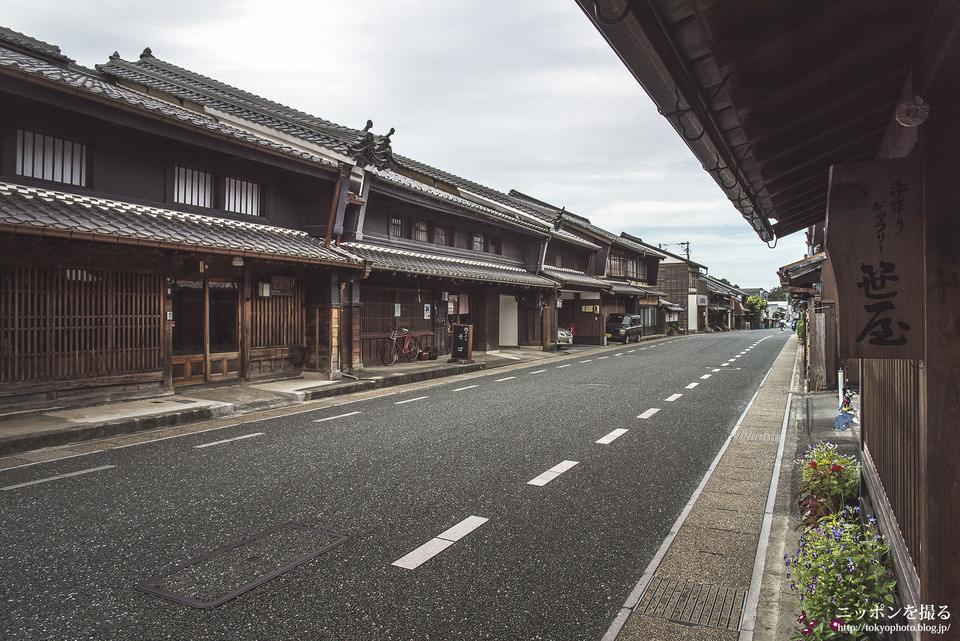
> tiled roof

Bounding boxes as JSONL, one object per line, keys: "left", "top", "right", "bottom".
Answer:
{"left": 97, "top": 51, "right": 359, "bottom": 157}
{"left": 508, "top": 190, "right": 667, "bottom": 259}
{"left": 0, "top": 26, "right": 72, "bottom": 63}
{"left": 540, "top": 266, "right": 610, "bottom": 291}
{"left": 342, "top": 242, "right": 556, "bottom": 288}
{"left": 0, "top": 45, "right": 337, "bottom": 171}
{"left": 0, "top": 181, "right": 363, "bottom": 265}
{"left": 605, "top": 281, "right": 648, "bottom": 296}
{"left": 371, "top": 169, "right": 550, "bottom": 237}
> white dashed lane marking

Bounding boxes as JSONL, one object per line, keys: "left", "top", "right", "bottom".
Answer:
{"left": 195, "top": 433, "right": 264, "bottom": 449}
{"left": 596, "top": 428, "right": 629, "bottom": 445}
{"left": 638, "top": 408, "right": 660, "bottom": 419}
{"left": 528, "top": 460, "right": 579, "bottom": 486}
{"left": 391, "top": 516, "right": 489, "bottom": 570}
{"left": 314, "top": 411, "right": 361, "bottom": 422}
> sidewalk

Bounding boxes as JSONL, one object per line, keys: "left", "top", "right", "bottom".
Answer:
{"left": 0, "top": 343, "right": 605, "bottom": 463}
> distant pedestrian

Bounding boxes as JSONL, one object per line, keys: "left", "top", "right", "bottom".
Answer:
{"left": 779, "top": 320, "right": 785, "bottom": 332}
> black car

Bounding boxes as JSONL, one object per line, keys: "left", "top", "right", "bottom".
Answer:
{"left": 606, "top": 313, "right": 644, "bottom": 343}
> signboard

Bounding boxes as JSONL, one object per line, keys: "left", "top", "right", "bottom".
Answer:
{"left": 271, "top": 275, "right": 296, "bottom": 297}
{"left": 423, "top": 304, "right": 431, "bottom": 320}
{"left": 394, "top": 303, "right": 402, "bottom": 318}
{"left": 825, "top": 159, "right": 922, "bottom": 359}
{"left": 449, "top": 324, "right": 474, "bottom": 363}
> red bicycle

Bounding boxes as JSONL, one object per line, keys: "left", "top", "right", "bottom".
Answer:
{"left": 380, "top": 327, "right": 421, "bottom": 365}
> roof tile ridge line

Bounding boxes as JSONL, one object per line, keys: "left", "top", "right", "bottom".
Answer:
{"left": 19, "top": 181, "right": 317, "bottom": 238}
{"left": 372, "top": 171, "right": 548, "bottom": 234}
{"left": 343, "top": 242, "right": 530, "bottom": 272}
{"left": 0, "top": 25, "right": 75, "bottom": 64}
{"left": 125, "top": 54, "right": 359, "bottom": 138}
{"left": 392, "top": 154, "right": 546, "bottom": 217}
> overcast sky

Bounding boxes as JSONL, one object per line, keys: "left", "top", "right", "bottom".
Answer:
{"left": 4, "top": 0, "right": 808, "bottom": 291}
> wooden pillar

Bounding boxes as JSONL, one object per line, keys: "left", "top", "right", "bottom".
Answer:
{"left": 918, "top": 12, "right": 960, "bottom": 633}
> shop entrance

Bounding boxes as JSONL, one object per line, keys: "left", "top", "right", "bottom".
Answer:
{"left": 171, "top": 279, "right": 240, "bottom": 385}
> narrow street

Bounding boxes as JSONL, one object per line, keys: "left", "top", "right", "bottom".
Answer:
{"left": 1, "top": 331, "right": 790, "bottom": 640}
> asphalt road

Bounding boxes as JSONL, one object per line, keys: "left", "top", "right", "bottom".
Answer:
{"left": 0, "top": 330, "right": 790, "bottom": 641}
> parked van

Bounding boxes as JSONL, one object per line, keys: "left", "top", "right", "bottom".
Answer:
{"left": 606, "top": 313, "right": 644, "bottom": 343}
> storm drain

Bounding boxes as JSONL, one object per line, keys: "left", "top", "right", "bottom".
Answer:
{"left": 137, "top": 522, "right": 347, "bottom": 608}
{"left": 635, "top": 575, "right": 747, "bottom": 630}
{"left": 733, "top": 432, "right": 780, "bottom": 442}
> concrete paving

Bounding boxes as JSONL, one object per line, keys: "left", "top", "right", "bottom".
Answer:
{"left": 0, "top": 333, "right": 861, "bottom": 641}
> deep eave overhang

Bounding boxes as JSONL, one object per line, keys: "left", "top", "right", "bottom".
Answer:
{"left": 575, "top": 0, "right": 937, "bottom": 243}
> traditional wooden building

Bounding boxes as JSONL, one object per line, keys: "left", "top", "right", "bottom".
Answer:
{"left": 701, "top": 275, "right": 747, "bottom": 331}
{"left": 0, "top": 28, "right": 365, "bottom": 410}
{"left": 94, "top": 46, "right": 609, "bottom": 365}
{"left": 655, "top": 247, "right": 708, "bottom": 333}
{"left": 508, "top": 192, "right": 666, "bottom": 344}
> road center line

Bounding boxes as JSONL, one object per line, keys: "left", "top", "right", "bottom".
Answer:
{"left": 314, "top": 411, "right": 361, "bottom": 422}
{"left": 596, "top": 428, "right": 629, "bottom": 444}
{"left": 712, "top": 368, "right": 722, "bottom": 372}
{"left": 494, "top": 376, "right": 516, "bottom": 382}
{"left": 527, "top": 460, "right": 579, "bottom": 486}
{"left": 579, "top": 359, "right": 593, "bottom": 363}
{"left": 556, "top": 364, "right": 572, "bottom": 369}
{"left": 453, "top": 384, "right": 479, "bottom": 391}
{"left": 700, "top": 374, "right": 712, "bottom": 379}
{"left": 530, "top": 369, "right": 546, "bottom": 374}
{"left": 391, "top": 515, "right": 489, "bottom": 570}
{"left": 597, "top": 356, "right": 609, "bottom": 360}
{"left": 665, "top": 393, "right": 683, "bottom": 402}
{"left": 685, "top": 382, "right": 700, "bottom": 389}
{"left": 1, "top": 465, "right": 116, "bottom": 491}
{"left": 394, "top": 396, "right": 429, "bottom": 404}
{"left": 194, "top": 432, "right": 264, "bottom": 449}
{"left": 637, "top": 408, "right": 660, "bottom": 419}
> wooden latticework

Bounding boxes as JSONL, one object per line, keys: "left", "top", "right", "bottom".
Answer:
{"left": 0, "top": 265, "right": 162, "bottom": 383}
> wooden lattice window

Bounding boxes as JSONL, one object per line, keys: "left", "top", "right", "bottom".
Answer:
{"left": 224, "top": 177, "right": 261, "bottom": 216}
{"left": 174, "top": 166, "right": 214, "bottom": 208}
{"left": 16, "top": 129, "right": 87, "bottom": 186}
{"left": 1, "top": 265, "right": 162, "bottom": 383}
{"left": 251, "top": 277, "right": 303, "bottom": 348}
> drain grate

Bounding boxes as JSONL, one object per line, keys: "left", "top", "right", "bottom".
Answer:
{"left": 635, "top": 575, "right": 747, "bottom": 630}
{"left": 733, "top": 432, "right": 780, "bottom": 442}
{"left": 137, "top": 522, "right": 347, "bottom": 608}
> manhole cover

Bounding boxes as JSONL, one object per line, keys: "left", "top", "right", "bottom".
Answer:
{"left": 635, "top": 576, "right": 746, "bottom": 631}
{"left": 137, "top": 522, "right": 347, "bottom": 608}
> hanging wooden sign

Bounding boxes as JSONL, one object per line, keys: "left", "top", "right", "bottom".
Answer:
{"left": 825, "top": 158, "right": 922, "bottom": 359}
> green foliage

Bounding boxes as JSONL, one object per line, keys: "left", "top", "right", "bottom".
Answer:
{"left": 665, "top": 323, "right": 679, "bottom": 336}
{"left": 745, "top": 294, "right": 769, "bottom": 314}
{"left": 768, "top": 285, "right": 786, "bottom": 300}
{"left": 785, "top": 508, "right": 897, "bottom": 640}
{"left": 794, "top": 442, "right": 861, "bottom": 529}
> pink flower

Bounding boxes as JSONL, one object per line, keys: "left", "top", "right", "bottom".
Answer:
{"left": 830, "top": 618, "right": 845, "bottom": 631}
{"left": 810, "top": 461, "right": 818, "bottom": 469}
{"left": 831, "top": 464, "right": 843, "bottom": 472}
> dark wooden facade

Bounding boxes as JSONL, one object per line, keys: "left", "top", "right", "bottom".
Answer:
{"left": 0, "top": 33, "right": 364, "bottom": 410}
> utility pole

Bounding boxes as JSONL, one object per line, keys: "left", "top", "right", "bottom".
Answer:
{"left": 658, "top": 241, "right": 691, "bottom": 260}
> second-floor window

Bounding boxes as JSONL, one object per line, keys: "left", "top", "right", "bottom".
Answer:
{"left": 435, "top": 226, "right": 447, "bottom": 246}
{"left": 224, "top": 177, "right": 260, "bottom": 216}
{"left": 174, "top": 166, "right": 214, "bottom": 208}
{"left": 391, "top": 217, "right": 404, "bottom": 238}
{"left": 16, "top": 129, "right": 87, "bottom": 187}
{"left": 413, "top": 219, "right": 429, "bottom": 242}
{"left": 472, "top": 232, "right": 485, "bottom": 252}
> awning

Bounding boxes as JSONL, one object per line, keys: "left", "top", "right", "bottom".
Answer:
{"left": 0, "top": 181, "right": 363, "bottom": 267}
{"left": 604, "top": 280, "right": 647, "bottom": 296}
{"left": 541, "top": 266, "right": 610, "bottom": 291}
{"left": 661, "top": 300, "right": 684, "bottom": 312}
{"left": 342, "top": 242, "right": 557, "bottom": 288}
